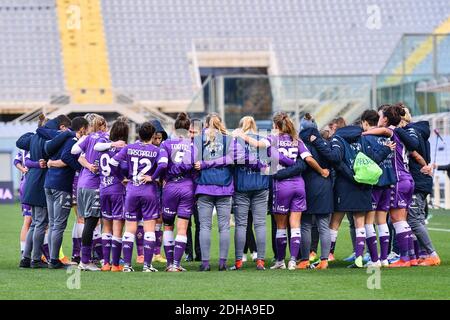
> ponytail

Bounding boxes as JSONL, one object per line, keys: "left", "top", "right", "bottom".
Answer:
{"left": 273, "top": 112, "right": 297, "bottom": 141}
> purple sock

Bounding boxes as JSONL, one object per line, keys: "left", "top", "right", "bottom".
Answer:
{"left": 419, "top": 249, "right": 427, "bottom": 258}
{"left": 289, "top": 236, "right": 301, "bottom": 260}
{"left": 92, "top": 237, "right": 103, "bottom": 260}
{"left": 219, "top": 258, "right": 227, "bottom": 268}
{"left": 366, "top": 236, "right": 379, "bottom": 262}
{"left": 330, "top": 241, "right": 336, "bottom": 254}
{"left": 174, "top": 241, "right": 186, "bottom": 266}
{"left": 136, "top": 226, "right": 144, "bottom": 256}
{"left": 81, "top": 245, "right": 91, "bottom": 264}
{"left": 202, "top": 260, "right": 210, "bottom": 269}
{"left": 42, "top": 243, "right": 50, "bottom": 261}
{"left": 144, "top": 240, "right": 155, "bottom": 266}
{"left": 122, "top": 241, "right": 134, "bottom": 265}
{"left": 355, "top": 237, "right": 366, "bottom": 258}
{"left": 72, "top": 238, "right": 81, "bottom": 258}
{"left": 379, "top": 236, "right": 390, "bottom": 261}
{"left": 275, "top": 231, "right": 287, "bottom": 261}
{"left": 102, "top": 237, "right": 112, "bottom": 264}
{"left": 164, "top": 244, "right": 174, "bottom": 267}
{"left": 111, "top": 239, "right": 122, "bottom": 266}
{"left": 395, "top": 232, "right": 410, "bottom": 261}
{"left": 154, "top": 230, "right": 163, "bottom": 255}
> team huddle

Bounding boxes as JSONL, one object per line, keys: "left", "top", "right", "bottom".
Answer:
{"left": 15, "top": 104, "right": 441, "bottom": 273}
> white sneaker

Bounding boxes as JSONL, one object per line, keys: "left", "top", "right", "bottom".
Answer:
{"left": 251, "top": 252, "right": 258, "bottom": 261}
{"left": 143, "top": 264, "right": 158, "bottom": 272}
{"left": 242, "top": 254, "right": 248, "bottom": 262}
{"left": 270, "top": 260, "right": 286, "bottom": 270}
{"left": 381, "top": 259, "right": 389, "bottom": 267}
{"left": 123, "top": 265, "right": 135, "bottom": 272}
{"left": 288, "top": 260, "right": 297, "bottom": 270}
{"left": 387, "top": 251, "right": 400, "bottom": 261}
{"left": 78, "top": 262, "right": 100, "bottom": 271}
{"left": 365, "top": 260, "right": 381, "bottom": 268}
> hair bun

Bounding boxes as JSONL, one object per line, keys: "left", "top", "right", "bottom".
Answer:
{"left": 38, "top": 113, "right": 46, "bottom": 121}
{"left": 177, "top": 112, "right": 188, "bottom": 121}
{"left": 117, "top": 116, "right": 128, "bottom": 123}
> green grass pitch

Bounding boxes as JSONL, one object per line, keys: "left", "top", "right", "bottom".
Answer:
{"left": 0, "top": 203, "right": 449, "bottom": 300}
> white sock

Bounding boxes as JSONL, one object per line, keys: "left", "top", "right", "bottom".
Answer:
{"left": 163, "top": 230, "right": 174, "bottom": 246}
{"left": 20, "top": 241, "right": 25, "bottom": 252}
{"left": 76, "top": 223, "right": 84, "bottom": 238}
{"left": 365, "top": 224, "right": 376, "bottom": 238}
{"left": 356, "top": 227, "right": 366, "bottom": 238}
{"left": 101, "top": 233, "right": 112, "bottom": 241}
{"left": 330, "top": 229, "right": 338, "bottom": 242}
{"left": 155, "top": 224, "right": 162, "bottom": 232}
{"left": 122, "top": 232, "right": 135, "bottom": 243}
{"left": 393, "top": 221, "right": 410, "bottom": 235}
{"left": 44, "top": 232, "right": 49, "bottom": 245}
{"left": 93, "top": 225, "right": 102, "bottom": 240}
{"left": 112, "top": 236, "right": 122, "bottom": 243}
{"left": 175, "top": 235, "right": 188, "bottom": 243}
{"left": 276, "top": 229, "right": 287, "bottom": 238}
{"left": 377, "top": 223, "right": 389, "bottom": 237}
{"left": 291, "top": 228, "right": 301, "bottom": 238}
{"left": 144, "top": 232, "right": 156, "bottom": 242}
{"left": 71, "top": 223, "right": 77, "bottom": 238}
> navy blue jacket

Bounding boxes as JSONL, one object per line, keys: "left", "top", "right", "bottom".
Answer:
{"left": 15, "top": 119, "right": 60, "bottom": 207}
{"left": 406, "top": 121, "right": 432, "bottom": 194}
{"left": 314, "top": 126, "right": 390, "bottom": 212}
{"left": 299, "top": 127, "right": 334, "bottom": 214}
{"left": 363, "top": 134, "right": 397, "bottom": 187}
{"left": 234, "top": 134, "right": 269, "bottom": 192}
{"left": 41, "top": 130, "right": 81, "bottom": 193}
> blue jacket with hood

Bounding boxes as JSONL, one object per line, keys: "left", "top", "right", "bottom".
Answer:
{"left": 15, "top": 119, "right": 60, "bottom": 207}
{"left": 406, "top": 121, "right": 432, "bottom": 194}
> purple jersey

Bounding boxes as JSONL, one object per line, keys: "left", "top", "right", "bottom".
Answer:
{"left": 267, "top": 133, "right": 311, "bottom": 180}
{"left": 111, "top": 141, "right": 168, "bottom": 195}
{"left": 391, "top": 129, "right": 412, "bottom": 180}
{"left": 77, "top": 131, "right": 109, "bottom": 189}
{"left": 160, "top": 137, "right": 193, "bottom": 182}
{"left": 98, "top": 143, "right": 126, "bottom": 195}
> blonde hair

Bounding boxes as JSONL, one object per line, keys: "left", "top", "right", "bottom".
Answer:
{"left": 37, "top": 113, "right": 49, "bottom": 128}
{"left": 84, "top": 113, "right": 107, "bottom": 132}
{"left": 206, "top": 114, "right": 227, "bottom": 144}
{"left": 402, "top": 107, "right": 412, "bottom": 123}
{"left": 239, "top": 116, "right": 257, "bottom": 133}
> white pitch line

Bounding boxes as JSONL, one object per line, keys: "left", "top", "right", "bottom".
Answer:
{"left": 428, "top": 227, "right": 450, "bottom": 233}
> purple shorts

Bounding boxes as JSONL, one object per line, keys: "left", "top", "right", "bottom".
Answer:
{"left": 371, "top": 186, "right": 391, "bottom": 212}
{"left": 124, "top": 193, "right": 160, "bottom": 222}
{"left": 22, "top": 204, "right": 32, "bottom": 217}
{"left": 272, "top": 178, "right": 307, "bottom": 214}
{"left": 101, "top": 193, "right": 125, "bottom": 221}
{"left": 162, "top": 180, "right": 195, "bottom": 224}
{"left": 390, "top": 178, "right": 414, "bottom": 209}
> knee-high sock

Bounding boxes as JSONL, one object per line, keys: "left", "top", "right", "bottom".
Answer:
{"left": 289, "top": 228, "right": 301, "bottom": 261}
{"left": 163, "top": 230, "right": 175, "bottom": 267}
{"left": 355, "top": 228, "right": 366, "bottom": 258}
{"left": 111, "top": 236, "right": 122, "bottom": 266}
{"left": 377, "top": 224, "right": 390, "bottom": 261}
{"left": 136, "top": 225, "right": 144, "bottom": 256}
{"left": 174, "top": 235, "right": 187, "bottom": 267}
{"left": 122, "top": 232, "right": 135, "bottom": 266}
{"left": 365, "top": 224, "right": 378, "bottom": 262}
{"left": 393, "top": 221, "right": 411, "bottom": 261}
{"left": 275, "top": 229, "right": 287, "bottom": 261}
{"left": 101, "top": 233, "right": 112, "bottom": 264}
{"left": 154, "top": 224, "right": 162, "bottom": 255}
{"left": 144, "top": 232, "right": 156, "bottom": 266}
{"left": 71, "top": 223, "right": 81, "bottom": 258}
{"left": 329, "top": 229, "right": 338, "bottom": 254}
